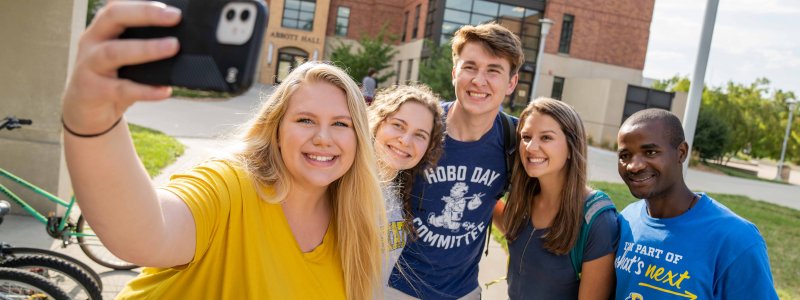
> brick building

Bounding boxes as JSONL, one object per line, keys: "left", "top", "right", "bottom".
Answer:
{"left": 259, "top": 0, "right": 686, "bottom": 146}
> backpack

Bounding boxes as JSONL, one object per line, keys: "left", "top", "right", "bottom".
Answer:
{"left": 497, "top": 111, "right": 517, "bottom": 199}
{"left": 484, "top": 111, "right": 517, "bottom": 255}
{"left": 568, "top": 191, "right": 617, "bottom": 279}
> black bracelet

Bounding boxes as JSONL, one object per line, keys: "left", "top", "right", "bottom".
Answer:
{"left": 62, "top": 116, "right": 123, "bottom": 138}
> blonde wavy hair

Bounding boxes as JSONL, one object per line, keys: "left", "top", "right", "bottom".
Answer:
{"left": 368, "top": 84, "right": 444, "bottom": 238}
{"left": 233, "top": 61, "right": 386, "bottom": 299}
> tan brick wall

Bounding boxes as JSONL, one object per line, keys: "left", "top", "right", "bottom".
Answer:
{"left": 543, "top": 0, "right": 654, "bottom": 70}
{"left": 259, "top": 0, "right": 331, "bottom": 84}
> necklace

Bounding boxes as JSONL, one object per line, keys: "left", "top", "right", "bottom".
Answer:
{"left": 686, "top": 193, "right": 698, "bottom": 212}
{"left": 519, "top": 223, "right": 538, "bottom": 274}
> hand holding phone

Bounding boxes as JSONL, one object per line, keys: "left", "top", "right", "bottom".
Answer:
{"left": 62, "top": 1, "right": 183, "bottom": 134}
{"left": 118, "top": 0, "right": 268, "bottom": 96}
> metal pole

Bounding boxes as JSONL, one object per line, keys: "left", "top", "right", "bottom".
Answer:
{"left": 529, "top": 37, "right": 547, "bottom": 103}
{"left": 682, "top": 0, "right": 720, "bottom": 174}
{"left": 529, "top": 19, "right": 553, "bottom": 104}
{"left": 776, "top": 101, "right": 797, "bottom": 181}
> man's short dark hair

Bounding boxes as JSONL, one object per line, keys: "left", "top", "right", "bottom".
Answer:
{"left": 622, "top": 109, "right": 685, "bottom": 147}
{"left": 367, "top": 68, "right": 376, "bottom": 76}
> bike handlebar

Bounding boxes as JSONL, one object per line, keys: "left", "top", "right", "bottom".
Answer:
{"left": 0, "top": 116, "right": 33, "bottom": 131}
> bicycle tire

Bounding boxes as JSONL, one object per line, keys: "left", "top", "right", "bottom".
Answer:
{"left": 1, "top": 255, "right": 102, "bottom": 300}
{"left": 3, "top": 247, "right": 102, "bottom": 289}
{"left": 0, "top": 267, "right": 70, "bottom": 300}
{"left": 76, "top": 215, "right": 138, "bottom": 270}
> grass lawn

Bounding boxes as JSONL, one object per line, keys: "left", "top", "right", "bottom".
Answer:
{"left": 492, "top": 181, "right": 799, "bottom": 299}
{"left": 702, "top": 161, "right": 790, "bottom": 185}
{"left": 171, "top": 86, "right": 231, "bottom": 99}
{"left": 129, "top": 124, "right": 185, "bottom": 177}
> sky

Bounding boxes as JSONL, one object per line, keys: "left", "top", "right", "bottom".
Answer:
{"left": 644, "top": 0, "right": 800, "bottom": 95}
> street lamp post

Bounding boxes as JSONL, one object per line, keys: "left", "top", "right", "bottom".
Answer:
{"left": 775, "top": 98, "right": 798, "bottom": 181}
{"left": 529, "top": 18, "right": 553, "bottom": 103}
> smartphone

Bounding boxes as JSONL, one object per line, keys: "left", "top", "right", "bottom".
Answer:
{"left": 118, "top": 0, "right": 268, "bottom": 96}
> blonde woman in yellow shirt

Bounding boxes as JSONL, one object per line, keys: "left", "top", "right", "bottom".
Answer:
{"left": 61, "top": 2, "right": 385, "bottom": 299}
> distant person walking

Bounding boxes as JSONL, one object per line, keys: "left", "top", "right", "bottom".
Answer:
{"left": 363, "top": 68, "right": 377, "bottom": 105}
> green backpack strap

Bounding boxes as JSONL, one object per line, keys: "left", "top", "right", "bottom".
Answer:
{"left": 568, "top": 191, "right": 616, "bottom": 279}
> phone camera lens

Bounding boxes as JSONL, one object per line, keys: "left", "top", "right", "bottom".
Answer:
{"left": 241, "top": 9, "right": 251, "bottom": 21}
{"left": 225, "top": 9, "right": 236, "bottom": 21}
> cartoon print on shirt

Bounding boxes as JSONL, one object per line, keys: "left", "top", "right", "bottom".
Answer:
{"left": 624, "top": 293, "right": 643, "bottom": 300}
{"left": 428, "top": 182, "right": 485, "bottom": 232}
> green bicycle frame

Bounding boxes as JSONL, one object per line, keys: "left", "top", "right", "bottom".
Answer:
{"left": 0, "top": 167, "right": 85, "bottom": 238}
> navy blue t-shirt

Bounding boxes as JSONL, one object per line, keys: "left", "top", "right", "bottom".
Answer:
{"left": 506, "top": 192, "right": 619, "bottom": 300}
{"left": 389, "top": 102, "right": 516, "bottom": 299}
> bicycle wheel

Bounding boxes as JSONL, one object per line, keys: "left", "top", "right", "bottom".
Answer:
{"left": 76, "top": 215, "right": 138, "bottom": 270}
{"left": 0, "top": 267, "right": 70, "bottom": 300}
{"left": 3, "top": 247, "right": 102, "bottom": 290}
{"left": 1, "top": 255, "right": 102, "bottom": 300}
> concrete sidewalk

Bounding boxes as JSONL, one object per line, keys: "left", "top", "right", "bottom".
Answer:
{"left": 0, "top": 138, "right": 229, "bottom": 299}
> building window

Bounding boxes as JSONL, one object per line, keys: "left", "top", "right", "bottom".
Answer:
{"left": 396, "top": 60, "right": 403, "bottom": 84}
{"left": 282, "top": 0, "right": 316, "bottom": 31}
{"left": 412, "top": 4, "right": 421, "bottom": 39}
{"left": 622, "top": 85, "right": 674, "bottom": 123}
{"left": 551, "top": 76, "right": 565, "bottom": 100}
{"left": 275, "top": 47, "right": 309, "bottom": 83}
{"left": 425, "top": 0, "right": 436, "bottom": 38}
{"left": 438, "top": 1, "right": 541, "bottom": 63}
{"left": 402, "top": 11, "right": 410, "bottom": 42}
{"left": 406, "top": 59, "right": 414, "bottom": 82}
{"left": 335, "top": 6, "right": 350, "bottom": 36}
{"left": 558, "top": 14, "right": 574, "bottom": 54}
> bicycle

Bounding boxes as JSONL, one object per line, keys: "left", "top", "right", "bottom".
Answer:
{"left": 0, "top": 116, "right": 137, "bottom": 270}
{"left": 0, "top": 200, "right": 70, "bottom": 300}
{"left": 0, "top": 267, "right": 71, "bottom": 300}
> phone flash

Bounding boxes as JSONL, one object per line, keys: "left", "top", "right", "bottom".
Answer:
{"left": 226, "top": 67, "right": 239, "bottom": 83}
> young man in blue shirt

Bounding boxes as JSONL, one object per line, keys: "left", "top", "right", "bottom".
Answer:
{"left": 386, "top": 23, "right": 522, "bottom": 299}
{"left": 614, "top": 109, "right": 778, "bottom": 299}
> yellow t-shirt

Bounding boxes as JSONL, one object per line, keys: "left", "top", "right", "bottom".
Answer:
{"left": 116, "top": 160, "right": 345, "bottom": 299}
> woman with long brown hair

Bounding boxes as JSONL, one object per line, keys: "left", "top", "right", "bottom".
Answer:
{"left": 498, "top": 98, "right": 619, "bottom": 299}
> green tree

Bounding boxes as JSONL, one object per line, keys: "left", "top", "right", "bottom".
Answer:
{"left": 654, "top": 75, "right": 800, "bottom": 164}
{"left": 693, "top": 106, "right": 731, "bottom": 162}
{"left": 652, "top": 75, "right": 691, "bottom": 92}
{"left": 329, "top": 24, "right": 398, "bottom": 85}
{"left": 719, "top": 79, "right": 771, "bottom": 160}
{"left": 87, "top": 0, "right": 105, "bottom": 25}
{"left": 761, "top": 90, "right": 799, "bottom": 164}
{"left": 418, "top": 39, "right": 455, "bottom": 101}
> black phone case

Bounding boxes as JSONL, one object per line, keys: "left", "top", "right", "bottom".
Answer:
{"left": 118, "top": 0, "right": 267, "bottom": 96}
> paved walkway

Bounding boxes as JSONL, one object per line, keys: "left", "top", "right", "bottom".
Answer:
{"left": 3, "top": 87, "right": 798, "bottom": 298}
{"left": 588, "top": 147, "right": 800, "bottom": 210}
